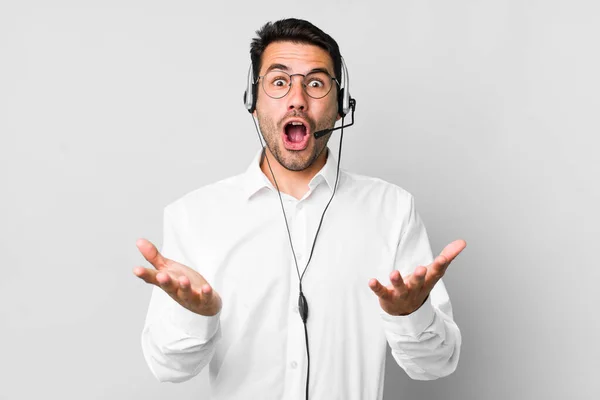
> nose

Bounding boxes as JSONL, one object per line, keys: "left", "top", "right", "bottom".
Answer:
{"left": 286, "top": 75, "right": 308, "bottom": 112}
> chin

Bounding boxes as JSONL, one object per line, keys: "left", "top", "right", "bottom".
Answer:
{"left": 278, "top": 145, "right": 324, "bottom": 172}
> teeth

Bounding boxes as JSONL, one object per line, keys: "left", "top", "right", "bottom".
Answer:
{"left": 290, "top": 122, "right": 303, "bottom": 126}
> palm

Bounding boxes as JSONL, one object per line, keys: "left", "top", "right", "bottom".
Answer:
{"left": 133, "top": 238, "right": 222, "bottom": 316}
{"left": 376, "top": 274, "right": 421, "bottom": 315}
{"left": 162, "top": 260, "right": 206, "bottom": 290}
{"left": 369, "top": 240, "right": 466, "bottom": 316}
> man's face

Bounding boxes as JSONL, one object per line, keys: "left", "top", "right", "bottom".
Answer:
{"left": 254, "top": 41, "right": 340, "bottom": 171}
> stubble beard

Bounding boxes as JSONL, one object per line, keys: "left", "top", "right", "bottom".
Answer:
{"left": 256, "top": 111, "right": 336, "bottom": 172}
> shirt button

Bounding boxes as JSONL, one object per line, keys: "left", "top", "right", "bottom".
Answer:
{"left": 291, "top": 361, "right": 298, "bottom": 369}
{"left": 297, "top": 203, "right": 303, "bottom": 211}
{"left": 292, "top": 306, "right": 298, "bottom": 313}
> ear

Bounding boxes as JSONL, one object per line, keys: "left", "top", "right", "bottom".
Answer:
{"left": 336, "top": 113, "right": 342, "bottom": 121}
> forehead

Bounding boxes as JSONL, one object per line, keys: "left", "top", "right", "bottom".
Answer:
{"left": 260, "top": 41, "right": 334, "bottom": 75}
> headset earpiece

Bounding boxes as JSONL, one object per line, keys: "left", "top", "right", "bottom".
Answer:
{"left": 251, "top": 81, "right": 258, "bottom": 113}
{"left": 244, "top": 64, "right": 257, "bottom": 113}
{"left": 338, "top": 57, "right": 352, "bottom": 117}
{"left": 337, "top": 88, "right": 345, "bottom": 117}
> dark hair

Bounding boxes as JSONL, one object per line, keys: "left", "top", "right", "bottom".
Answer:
{"left": 250, "top": 18, "right": 342, "bottom": 83}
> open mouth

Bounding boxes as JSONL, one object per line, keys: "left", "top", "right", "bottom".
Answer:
{"left": 282, "top": 121, "right": 310, "bottom": 150}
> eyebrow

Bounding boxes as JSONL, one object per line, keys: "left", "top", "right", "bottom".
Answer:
{"left": 265, "top": 63, "right": 289, "bottom": 73}
{"left": 264, "top": 64, "right": 334, "bottom": 76}
{"left": 306, "top": 67, "right": 333, "bottom": 76}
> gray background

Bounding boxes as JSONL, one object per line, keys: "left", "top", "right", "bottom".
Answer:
{"left": 1, "top": 1, "right": 598, "bottom": 399}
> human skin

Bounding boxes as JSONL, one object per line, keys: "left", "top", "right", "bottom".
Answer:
{"left": 368, "top": 240, "right": 467, "bottom": 316}
{"left": 254, "top": 41, "right": 341, "bottom": 200}
{"left": 133, "top": 41, "right": 467, "bottom": 317}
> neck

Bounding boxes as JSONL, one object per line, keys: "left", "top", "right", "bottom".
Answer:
{"left": 261, "top": 148, "right": 328, "bottom": 200}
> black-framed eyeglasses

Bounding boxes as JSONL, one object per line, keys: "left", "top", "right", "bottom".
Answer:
{"left": 257, "top": 70, "right": 340, "bottom": 100}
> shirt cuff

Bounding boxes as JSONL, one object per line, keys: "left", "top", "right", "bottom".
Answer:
{"left": 168, "top": 305, "right": 221, "bottom": 342}
{"left": 379, "top": 297, "right": 435, "bottom": 337}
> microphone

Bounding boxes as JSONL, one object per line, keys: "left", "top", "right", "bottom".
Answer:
{"left": 313, "top": 98, "right": 356, "bottom": 139}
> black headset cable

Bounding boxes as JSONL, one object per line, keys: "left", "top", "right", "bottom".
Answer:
{"left": 251, "top": 116, "right": 345, "bottom": 400}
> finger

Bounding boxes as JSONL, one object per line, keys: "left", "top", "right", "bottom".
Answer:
{"left": 368, "top": 278, "right": 392, "bottom": 300}
{"left": 156, "top": 271, "right": 178, "bottom": 294}
{"left": 136, "top": 238, "right": 168, "bottom": 270}
{"left": 427, "top": 254, "right": 449, "bottom": 283}
{"left": 177, "top": 275, "right": 197, "bottom": 303}
{"left": 133, "top": 266, "right": 159, "bottom": 285}
{"left": 439, "top": 239, "right": 467, "bottom": 265}
{"left": 408, "top": 266, "right": 427, "bottom": 291}
{"left": 195, "top": 284, "right": 215, "bottom": 308}
{"left": 200, "top": 284, "right": 214, "bottom": 302}
{"left": 389, "top": 270, "right": 408, "bottom": 294}
{"left": 427, "top": 239, "right": 467, "bottom": 280}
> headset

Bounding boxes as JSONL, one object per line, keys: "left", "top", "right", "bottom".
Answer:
{"left": 243, "top": 57, "right": 353, "bottom": 118}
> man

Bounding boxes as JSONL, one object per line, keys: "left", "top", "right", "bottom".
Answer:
{"left": 134, "top": 18, "right": 466, "bottom": 400}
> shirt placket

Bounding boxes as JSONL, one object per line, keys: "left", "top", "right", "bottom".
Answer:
{"left": 282, "top": 197, "right": 309, "bottom": 400}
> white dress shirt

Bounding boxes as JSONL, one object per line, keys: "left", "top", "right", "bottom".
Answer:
{"left": 141, "top": 148, "right": 461, "bottom": 400}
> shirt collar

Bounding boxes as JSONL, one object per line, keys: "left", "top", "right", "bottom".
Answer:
{"left": 242, "top": 147, "right": 339, "bottom": 201}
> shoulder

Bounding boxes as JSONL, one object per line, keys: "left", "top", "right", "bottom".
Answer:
{"left": 336, "top": 170, "right": 418, "bottom": 244}
{"left": 164, "top": 173, "right": 246, "bottom": 216}
{"left": 341, "top": 169, "right": 415, "bottom": 207}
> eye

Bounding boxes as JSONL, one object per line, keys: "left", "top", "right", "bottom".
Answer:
{"left": 306, "top": 79, "right": 324, "bottom": 88}
{"left": 268, "top": 74, "right": 290, "bottom": 88}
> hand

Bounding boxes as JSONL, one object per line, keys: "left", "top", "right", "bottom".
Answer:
{"left": 133, "top": 238, "right": 222, "bottom": 316}
{"left": 368, "top": 240, "right": 467, "bottom": 316}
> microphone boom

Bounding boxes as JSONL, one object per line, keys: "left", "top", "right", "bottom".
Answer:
{"left": 313, "top": 99, "right": 356, "bottom": 139}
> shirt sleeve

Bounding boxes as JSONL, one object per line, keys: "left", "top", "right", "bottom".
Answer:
{"left": 381, "top": 194, "right": 462, "bottom": 380}
{"left": 140, "top": 204, "right": 222, "bottom": 383}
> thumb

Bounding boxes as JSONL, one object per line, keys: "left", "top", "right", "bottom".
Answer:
{"left": 136, "top": 238, "right": 168, "bottom": 270}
